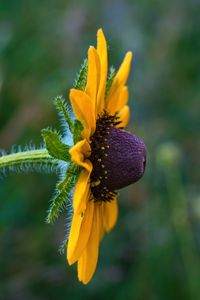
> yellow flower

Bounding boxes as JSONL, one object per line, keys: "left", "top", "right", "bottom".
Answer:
{"left": 67, "top": 29, "right": 146, "bottom": 284}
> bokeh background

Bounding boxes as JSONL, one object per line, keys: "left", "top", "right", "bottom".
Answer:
{"left": 0, "top": 0, "right": 200, "bottom": 299}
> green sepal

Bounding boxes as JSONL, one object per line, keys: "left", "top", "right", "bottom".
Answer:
{"left": 58, "top": 239, "right": 68, "bottom": 255}
{"left": 46, "top": 163, "right": 80, "bottom": 223}
{"left": 56, "top": 163, "right": 80, "bottom": 191}
{"left": 41, "top": 128, "right": 71, "bottom": 161}
{"left": 73, "top": 59, "right": 88, "bottom": 91}
{"left": 73, "top": 120, "right": 84, "bottom": 144}
{"left": 54, "top": 95, "right": 74, "bottom": 133}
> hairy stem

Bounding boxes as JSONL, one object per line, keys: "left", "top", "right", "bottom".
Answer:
{"left": 0, "top": 149, "right": 58, "bottom": 171}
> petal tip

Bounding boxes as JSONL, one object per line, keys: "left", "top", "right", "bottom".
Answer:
{"left": 88, "top": 46, "right": 98, "bottom": 57}
{"left": 67, "top": 258, "right": 73, "bottom": 266}
{"left": 78, "top": 273, "right": 91, "bottom": 285}
{"left": 126, "top": 51, "right": 133, "bottom": 61}
{"left": 67, "top": 251, "right": 75, "bottom": 266}
{"left": 97, "top": 28, "right": 104, "bottom": 36}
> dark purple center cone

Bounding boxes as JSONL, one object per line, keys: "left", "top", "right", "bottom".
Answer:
{"left": 90, "top": 112, "right": 147, "bottom": 202}
{"left": 103, "top": 127, "right": 146, "bottom": 190}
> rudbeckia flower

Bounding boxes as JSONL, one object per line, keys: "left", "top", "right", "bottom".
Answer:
{"left": 0, "top": 28, "right": 146, "bottom": 285}
{"left": 67, "top": 29, "right": 147, "bottom": 284}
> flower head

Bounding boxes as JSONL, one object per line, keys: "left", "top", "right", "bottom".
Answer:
{"left": 0, "top": 28, "right": 146, "bottom": 286}
{"left": 66, "top": 29, "right": 146, "bottom": 284}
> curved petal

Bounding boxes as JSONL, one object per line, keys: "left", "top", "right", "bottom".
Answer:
{"left": 103, "top": 199, "right": 118, "bottom": 232}
{"left": 117, "top": 105, "right": 130, "bottom": 128}
{"left": 69, "top": 139, "right": 93, "bottom": 213}
{"left": 106, "top": 85, "right": 129, "bottom": 115}
{"left": 96, "top": 29, "right": 108, "bottom": 115}
{"left": 73, "top": 169, "right": 91, "bottom": 213}
{"left": 67, "top": 212, "right": 83, "bottom": 265}
{"left": 85, "top": 46, "right": 100, "bottom": 114}
{"left": 118, "top": 86, "right": 129, "bottom": 109}
{"left": 67, "top": 200, "right": 94, "bottom": 265}
{"left": 69, "top": 89, "right": 96, "bottom": 139}
{"left": 69, "top": 139, "right": 91, "bottom": 170}
{"left": 112, "top": 51, "right": 132, "bottom": 88}
{"left": 106, "top": 52, "right": 132, "bottom": 112}
{"left": 99, "top": 204, "right": 105, "bottom": 240}
{"left": 78, "top": 204, "right": 101, "bottom": 284}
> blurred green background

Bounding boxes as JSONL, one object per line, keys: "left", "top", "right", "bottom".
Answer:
{"left": 0, "top": 0, "right": 200, "bottom": 299}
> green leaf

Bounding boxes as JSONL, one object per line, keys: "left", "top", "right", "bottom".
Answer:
{"left": 41, "top": 129, "right": 71, "bottom": 161}
{"left": 54, "top": 96, "right": 74, "bottom": 133}
{"left": 73, "top": 120, "right": 84, "bottom": 144}
{"left": 73, "top": 59, "right": 88, "bottom": 91}
{"left": 46, "top": 163, "right": 80, "bottom": 223}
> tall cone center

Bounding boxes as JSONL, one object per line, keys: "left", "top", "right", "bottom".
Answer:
{"left": 89, "top": 113, "right": 146, "bottom": 202}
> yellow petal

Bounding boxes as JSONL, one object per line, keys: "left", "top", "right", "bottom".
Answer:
{"left": 117, "top": 86, "right": 129, "bottom": 110}
{"left": 67, "top": 200, "right": 94, "bottom": 265}
{"left": 117, "top": 105, "right": 130, "bottom": 128}
{"left": 103, "top": 199, "right": 118, "bottom": 232}
{"left": 85, "top": 46, "right": 100, "bottom": 111}
{"left": 106, "top": 52, "right": 132, "bottom": 114}
{"left": 99, "top": 204, "right": 105, "bottom": 240}
{"left": 78, "top": 204, "right": 101, "bottom": 284}
{"left": 67, "top": 212, "right": 83, "bottom": 265}
{"left": 69, "top": 139, "right": 91, "bottom": 171}
{"left": 73, "top": 169, "right": 91, "bottom": 214}
{"left": 112, "top": 51, "right": 132, "bottom": 88}
{"left": 69, "top": 139, "right": 93, "bottom": 213}
{"left": 106, "top": 85, "right": 129, "bottom": 115}
{"left": 69, "top": 89, "right": 96, "bottom": 139}
{"left": 96, "top": 29, "right": 108, "bottom": 115}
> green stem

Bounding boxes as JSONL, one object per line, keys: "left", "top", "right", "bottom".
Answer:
{"left": 0, "top": 149, "right": 58, "bottom": 170}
